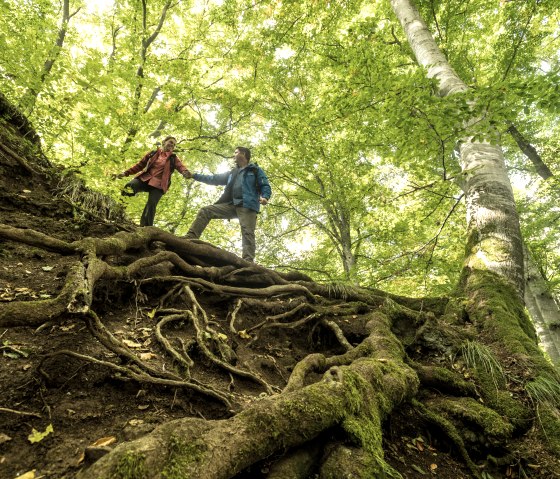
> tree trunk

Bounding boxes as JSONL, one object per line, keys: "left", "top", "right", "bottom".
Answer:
{"left": 524, "top": 244, "right": 560, "bottom": 364}
{"left": 390, "top": 0, "right": 524, "bottom": 298}
{"left": 508, "top": 124, "right": 554, "bottom": 180}
{"left": 21, "top": 0, "right": 79, "bottom": 113}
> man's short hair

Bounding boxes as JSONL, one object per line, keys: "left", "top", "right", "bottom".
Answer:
{"left": 236, "top": 146, "right": 251, "bottom": 161}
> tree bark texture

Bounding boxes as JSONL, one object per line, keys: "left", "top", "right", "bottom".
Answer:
{"left": 390, "top": 0, "right": 525, "bottom": 298}
{"left": 508, "top": 124, "right": 554, "bottom": 180}
{"left": 524, "top": 245, "right": 560, "bottom": 364}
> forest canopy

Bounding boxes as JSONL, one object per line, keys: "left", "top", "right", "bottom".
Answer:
{"left": 1, "top": 0, "right": 558, "bottom": 297}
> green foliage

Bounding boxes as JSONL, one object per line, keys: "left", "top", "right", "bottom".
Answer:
{"left": 0, "top": 0, "right": 559, "bottom": 299}
{"left": 526, "top": 375, "right": 560, "bottom": 408}
{"left": 460, "top": 340, "right": 506, "bottom": 388}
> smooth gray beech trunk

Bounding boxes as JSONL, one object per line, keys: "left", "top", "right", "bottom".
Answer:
{"left": 390, "top": 0, "right": 525, "bottom": 297}
{"left": 524, "top": 245, "right": 560, "bottom": 364}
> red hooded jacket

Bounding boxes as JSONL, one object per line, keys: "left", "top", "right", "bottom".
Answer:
{"left": 123, "top": 149, "right": 190, "bottom": 193}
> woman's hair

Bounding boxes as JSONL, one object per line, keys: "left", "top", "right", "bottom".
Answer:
{"left": 163, "top": 135, "right": 177, "bottom": 144}
{"left": 236, "top": 146, "right": 251, "bottom": 161}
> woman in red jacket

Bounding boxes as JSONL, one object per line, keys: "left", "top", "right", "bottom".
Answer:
{"left": 115, "top": 136, "right": 191, "bottom": 226}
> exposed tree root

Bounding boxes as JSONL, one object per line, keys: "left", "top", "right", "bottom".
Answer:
{"left": 2, "top": 224, "right": 558, "bottom": 478}
{"left": 266, "top": 438, "right": 322, "bottom": 479}
{"left": 154, "top": 313, "right": 194, "bottom": 372}
{"left": 39, "top": 349, "right": 232, "bottom": 407}
{"left": 0, "top": 142, "right": 35, "bottom": 174}
{"left": 78, "top": 309, "right": 419, "bottom": 479}
{"left": 412, "top": 398, "right": 481, "bottom": 477}
{"left": 0, "top": 261, "right": 87, "bottom": 327}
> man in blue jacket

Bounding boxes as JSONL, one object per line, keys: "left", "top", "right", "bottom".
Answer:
{"left": 184, "top": 146, "right": 271, "bottom": 262}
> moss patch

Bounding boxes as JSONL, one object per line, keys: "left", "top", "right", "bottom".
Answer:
{"left": 537, "top": 403, "right": 560, "bottom": 456}
{"left": 113, "top": 450, "right": 145, "bottom": 479}
{"left": 162, "top": 436, "right": 208, "bottom": 478}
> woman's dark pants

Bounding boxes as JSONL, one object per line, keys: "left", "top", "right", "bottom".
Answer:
{"left": 126, "top": 178, "right": 164, "bottom": 226}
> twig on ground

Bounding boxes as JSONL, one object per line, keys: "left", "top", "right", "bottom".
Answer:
{"left": 0, "top": 407, "right": 41, "bottom": 418}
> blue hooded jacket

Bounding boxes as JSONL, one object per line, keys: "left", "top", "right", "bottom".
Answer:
{"left": 193, "top": 163, "right": 272, "bottom": 213}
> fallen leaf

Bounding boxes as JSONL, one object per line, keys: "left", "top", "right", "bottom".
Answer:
{"left": 139, "top": 352, "right": 157, "bottom": 361}
{"left": 22, "top": 189, "right": 32, "bottom": 194}
{"left": 41, "top": 266, "right": 54, "bottom": 272}
{"left": 146, "top": 309, "right": 157, "bottom": 319}
{"left": 123, "top": 339, "right": 142, "bottom": 349}
{"left": 15, "top": 470, "right": 35, "bottom": 479}
{"left": 3, "top": 352, "right": 21, "bottom": 359}
{"left": 14, "top": 287, "right": 32, "bottom": 293}
{"left": 91, "top": 436, "right": 116, "bottom": 447}
{"left": 128, "top": 419, "right": 144, "bottom": 426}
{"left": 238, "top": 330, "right": 251, "bottom": 339}
{"left": 139, "top": 328, "right": 152, "bottom": 337}
{"left": 216, "top": 333, "right": 228, "bottom": 341}
{"left": 138, "top": 405, "right": 149, "bottom": 410}
{"left": 28, "top": 424, "right": 54, "bottom": 443}
{"left": 430, "top": 463, "right": 438, "bottom": 471}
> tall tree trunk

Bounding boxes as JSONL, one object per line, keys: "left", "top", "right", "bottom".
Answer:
{"left": 390, "top": 0, "right": 525, "bottom": 298}
{"left": 524, "top": 245, "right": 560, "bottom": 364}
{"left": 21, "top": 0, "right": 81, "bottom": 114}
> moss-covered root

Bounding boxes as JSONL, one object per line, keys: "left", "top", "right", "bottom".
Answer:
{"left": 79, "top": 316, "right": 419, "bottom": 479}
{"left": 414, "top": 396, "right": 517, "bottom": 477}
{"left": 412, "top": 399, "right": 480, "bottom": 478}
{"left": 427, "top": 397, "right": 514, "bottom": 444}
{"left": 0, "top": 261, "right": 87, "bottom": 327}
{"left": 536, "top": 402, "right": 560, "bottom": 457}
{"left": 410, "top": 362, "right": 477, "bottom": 397}
{"left": 266, "top": 439, "right": 322, "bottom": 479}
{"left": 318, "top": 442, "right": 400, "bottom": 479}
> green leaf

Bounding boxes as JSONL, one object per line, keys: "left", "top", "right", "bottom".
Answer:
{"left": 28, "top": 424, "right": 54, "bottom": 444}
{"left": 411, "top": 464, "right": 427, "bottom": 474}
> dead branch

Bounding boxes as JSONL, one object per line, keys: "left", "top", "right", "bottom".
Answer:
{"left": 0, "top": 407, "right": 41, "bottom": 418}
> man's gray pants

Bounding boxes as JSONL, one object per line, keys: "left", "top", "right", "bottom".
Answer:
{"left": 186, "top": 203, "right": 258, "bottom": 262}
